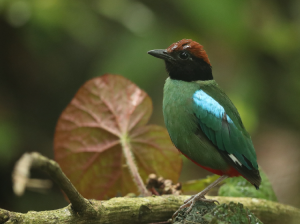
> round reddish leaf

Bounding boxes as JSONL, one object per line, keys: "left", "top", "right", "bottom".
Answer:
{"left": 54, "top": 74, "right": 182, "bottom": 199}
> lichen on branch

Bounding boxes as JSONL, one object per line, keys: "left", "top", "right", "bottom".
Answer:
{"left": 1, "top": 195, "right": 300, "bottom": 224}
{"left": 4, "top": 152, "right": 300, "bottom": 224}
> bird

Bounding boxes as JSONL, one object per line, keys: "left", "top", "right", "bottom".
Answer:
{"left": 147, "top": 39, "right": 261, "bottom": 216}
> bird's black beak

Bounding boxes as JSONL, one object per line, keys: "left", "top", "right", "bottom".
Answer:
{"left": 147, "top": 49, "right": 174, "bottom": 61}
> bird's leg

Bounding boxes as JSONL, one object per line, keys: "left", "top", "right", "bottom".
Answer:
{"left": 184, "top": 175, "right": 228, "bottom": 204}
{"left": 173, "top": 175, "right": 228, "bottom": 218}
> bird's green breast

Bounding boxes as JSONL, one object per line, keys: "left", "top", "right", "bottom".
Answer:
{"left": 163, "top": 78, "right": 229, "bottom": 170}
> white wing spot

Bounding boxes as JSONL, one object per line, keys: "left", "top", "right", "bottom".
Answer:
{"left": 228, "top": 154, "right": 242, "bottom": 166}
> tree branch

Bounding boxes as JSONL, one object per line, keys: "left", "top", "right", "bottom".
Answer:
{"left": 1, "top": 196, "right": 300, "bottom": 224}
{"left": 12, "top": 152, "right": 96, "bottom": 215}
{"left": 4, "top": 152, "right": 300, "bottom": 224}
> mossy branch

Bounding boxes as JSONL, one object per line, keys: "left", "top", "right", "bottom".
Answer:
{"left": 1, "top": 152, "right": 299, "bottom": 224}
{"left": 1, "top": 196, "right": 300, "bottom": 224}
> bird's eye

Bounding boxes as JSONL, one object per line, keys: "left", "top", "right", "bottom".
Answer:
{"left": 179, "top": 51, "right": 189, "bottom": 60}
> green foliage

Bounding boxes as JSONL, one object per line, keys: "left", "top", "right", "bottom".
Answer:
{"left": 218, "top": 169, "right": 277, "bottom": 202}
{"left": 203, "top": 202, "right": 263, "bottom": 224}
{"left": 173, "top": 201, "right": 262, "bottom": 224}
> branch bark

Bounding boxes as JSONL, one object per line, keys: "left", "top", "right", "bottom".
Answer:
{"left": 12, "top": 152, "right": 96, "bottom": 216}
{"left": 3, "top": 152, "right": 300, "bottom": 224}
{"left": 1, "top": 196, "right": 300, "bottom": 224}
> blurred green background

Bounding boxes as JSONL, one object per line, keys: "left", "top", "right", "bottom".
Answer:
{"left": 1, "top": 0, "right": 300, "bottom": 212}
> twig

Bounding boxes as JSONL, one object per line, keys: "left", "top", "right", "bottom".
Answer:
{"left": 12, "top": 152, "right": 96, "bottom": 215}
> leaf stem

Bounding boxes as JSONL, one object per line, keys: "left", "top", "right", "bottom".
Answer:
{"left": 120, "top": 134, "right": 149, "bottom": 196}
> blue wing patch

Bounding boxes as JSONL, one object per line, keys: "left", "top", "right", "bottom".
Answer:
{"left": 193, "top": 90, "right": 233, "bottom": 123}
{"left": 192, "top": 90, "right": 255, "bottom": 170}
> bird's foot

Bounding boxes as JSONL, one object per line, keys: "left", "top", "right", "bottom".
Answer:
{"left": 172, "top": 193, "right": 219, "bottom": 219}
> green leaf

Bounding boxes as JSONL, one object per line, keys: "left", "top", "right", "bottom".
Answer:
{"left": 54, "top": 74, "right": 182, "bottom": 199}
{"left": 218, "top": 169, "right": 277, "bottom": 201}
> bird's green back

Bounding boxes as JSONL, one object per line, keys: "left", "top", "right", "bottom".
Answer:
{"left": 163, "top": 77, "right": 260, "bottom": 187}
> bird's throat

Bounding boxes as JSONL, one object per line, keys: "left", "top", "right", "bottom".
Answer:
{"left": 165, "top": 61, "right": 213, "bottom": 82}
{"left": 168, "top": 69, "right": 213, "bottom": 82}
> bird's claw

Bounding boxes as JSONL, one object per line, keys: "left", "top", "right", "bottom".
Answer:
{"left": 172, "top": 202, "right": 191, "bottom": 219}
{"left": 173, "top": 195, "right": 220, "bottom": 219}
{"left": 184, "top": 194, "right": 205, "bottom": 203}
{"left": 183, "top": 195, "right": 194, "bottom": 203}
{"left": 198, "top": 198, "right": 220, "bottom": 204}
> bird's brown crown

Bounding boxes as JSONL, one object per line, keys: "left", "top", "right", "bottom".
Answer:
{"left": 166, "top": 39, "right": 211, "bottom": 66}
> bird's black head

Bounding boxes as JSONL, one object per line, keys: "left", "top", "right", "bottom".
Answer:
{"left": 148, "top": 39, "right": 213, "bottom": 82}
